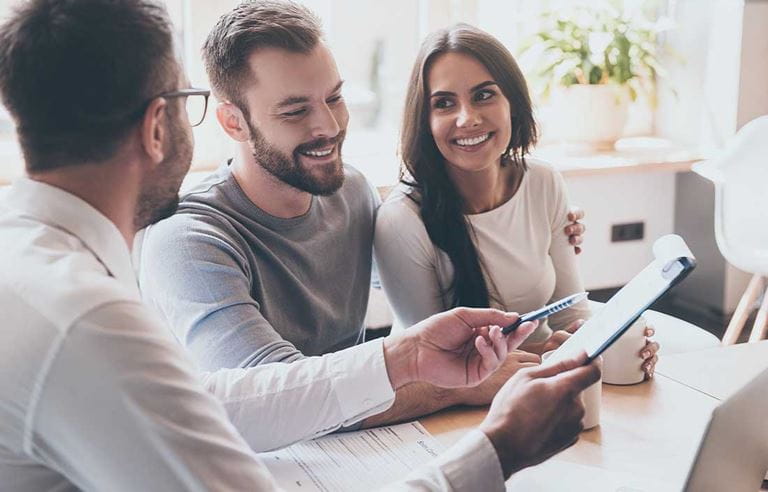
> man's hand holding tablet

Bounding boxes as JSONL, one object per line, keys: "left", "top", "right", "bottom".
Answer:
{"left": 480, "top": 351, "right": 602, "bottom": 478}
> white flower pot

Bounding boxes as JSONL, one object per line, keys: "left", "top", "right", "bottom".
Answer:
{"left": 549, "top": 84, "right": 629, "bottom": 150}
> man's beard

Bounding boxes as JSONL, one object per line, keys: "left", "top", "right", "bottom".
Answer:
{"left": 247, "top": 121, "right": 345, "bottom": 196}
{"left": 134, "top": 113, "right": 193, "bottom": 230}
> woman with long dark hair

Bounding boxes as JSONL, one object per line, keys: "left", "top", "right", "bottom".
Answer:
{"left": 375, "top": 24, "right": 658, "bottom": 375}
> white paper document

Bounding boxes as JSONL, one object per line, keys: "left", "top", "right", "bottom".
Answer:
{"left": 258, "top": 422, "right": 444, "bottom": 491}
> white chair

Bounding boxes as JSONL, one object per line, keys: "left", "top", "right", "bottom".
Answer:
{"left": 693, "top": 115, "right": 768, "bottom": 345}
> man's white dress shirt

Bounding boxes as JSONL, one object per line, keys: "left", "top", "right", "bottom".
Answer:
{"left": 0, "top": 178, "right": 504, "bottom": 491}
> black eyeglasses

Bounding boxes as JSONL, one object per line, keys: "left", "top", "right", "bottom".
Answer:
{"left": 158, "top": 88, "right": 210, "bottom": 127}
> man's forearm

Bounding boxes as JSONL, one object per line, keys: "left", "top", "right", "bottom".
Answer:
{"left": 360, "top": 381, "right": 463, "bottom": 428}
{"left": 364, "top": 334, "right": 466, "bottom": 427}
{"left": 366, "top": 347, "right": 544, "bottom": 427}
{"left": 202, "top": 340, "right": 397, "bottom": 451}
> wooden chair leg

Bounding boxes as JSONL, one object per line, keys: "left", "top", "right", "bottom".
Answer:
{"left": 748, "top": 284, "right": 768, "bottom": 342}
{"left": 722, "top": 274, "right": 764, "bottom": 345}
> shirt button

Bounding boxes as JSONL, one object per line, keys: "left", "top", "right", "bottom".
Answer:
{"left": 363, "top": 398, "right": 373, "bottom": 406}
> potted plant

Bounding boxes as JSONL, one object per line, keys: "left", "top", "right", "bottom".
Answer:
{"left": 523, "top": 6, "right": 669, "bottom": 149}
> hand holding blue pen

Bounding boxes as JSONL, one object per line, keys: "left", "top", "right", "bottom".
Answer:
{"left": 502, "top": 292, "right": 589, "bottom": 335}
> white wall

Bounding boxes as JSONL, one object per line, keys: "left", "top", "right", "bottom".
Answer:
{"left": 735, "top": 0, "right": 768, "bottom": 127}
{"left": 656, "top": 0, "right": 744, "bottom": 150}
{"left": 566, "top": 172, "right": 677, "bottom": 289}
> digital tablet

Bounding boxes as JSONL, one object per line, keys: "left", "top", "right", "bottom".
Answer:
{"left": 545, "top": 234, "right": 696, "bottom": 366}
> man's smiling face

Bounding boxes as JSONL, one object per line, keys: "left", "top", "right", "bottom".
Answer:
{"left": 240, "top": 42, "right": 348, "bottom": 195}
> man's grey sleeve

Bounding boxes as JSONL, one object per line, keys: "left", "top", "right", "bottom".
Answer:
{"left": 138, "top": 214, "right": 305, "bottom": 370}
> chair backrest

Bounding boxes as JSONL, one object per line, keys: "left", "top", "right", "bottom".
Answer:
{"left": 693, "top": 116, "right": 768, "bottom": 276}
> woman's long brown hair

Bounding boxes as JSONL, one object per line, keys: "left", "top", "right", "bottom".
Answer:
{"left": 400, "top": 23, "right": 538, "bottom": 308}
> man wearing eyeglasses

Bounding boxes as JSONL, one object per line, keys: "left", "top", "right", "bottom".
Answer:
{"left": 0, "top": 0, "right": 601, "bottom": 490}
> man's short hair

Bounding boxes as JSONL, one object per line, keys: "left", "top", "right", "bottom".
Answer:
{"left": 0, "top": 0, "right": 177, "bottom": 172}
{"left": 202, "top": 0, "right": 322, "bottom": 111}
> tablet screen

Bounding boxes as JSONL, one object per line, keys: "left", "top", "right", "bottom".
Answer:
{"left": 545, "top": 256, "right": 693, "bottom": 366}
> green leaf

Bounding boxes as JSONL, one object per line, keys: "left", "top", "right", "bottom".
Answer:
{"left": 522, "top": 4, "right": 675, "bottom": 98}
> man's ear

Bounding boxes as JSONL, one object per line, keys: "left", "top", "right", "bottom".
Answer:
{"left": 141, "top": 97, "right": 168, "bottom": 164}
{"left": 216, "top": 102, "right": 251, "bottom": 142}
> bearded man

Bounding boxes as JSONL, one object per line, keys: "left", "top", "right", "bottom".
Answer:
{"left": 139, "top": 0, "right": 586, "bottom": 426}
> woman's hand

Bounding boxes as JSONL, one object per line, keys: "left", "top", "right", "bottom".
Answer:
{"left": 520, "top": 319, "right": 659, "bottom": 380}
{"left": 640, "top": 325, "right": 660, "bottom": 379}
{"left": 565, "top": 207, "right": 586, "bottom": 255}
{"left": 521, "top": 319, "right": 583, "bottom": 356}
{"left": 456, "top": 350, "right": 542, "bottom": 406}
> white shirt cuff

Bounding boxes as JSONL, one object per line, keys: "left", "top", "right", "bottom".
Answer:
{"left": 434, "top": 429, "right": 505, "bottom": 492}
{"left": 329, "top": 338, "right": 396, "bottom": 426}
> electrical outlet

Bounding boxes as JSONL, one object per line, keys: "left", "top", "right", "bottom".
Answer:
{"left": 611, "top": 222, "right": 645, "bottom": 242}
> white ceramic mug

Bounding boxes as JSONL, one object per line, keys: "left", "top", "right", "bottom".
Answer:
{"left": 601, "top": 315, "right": 647, "bottom": 385}
{"left": 542, "top": 351, "right": 602, "bottom": 430}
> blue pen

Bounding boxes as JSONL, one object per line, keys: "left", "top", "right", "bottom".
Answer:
{"left": 502, "top": 292, "right": 589, "bottom": 335}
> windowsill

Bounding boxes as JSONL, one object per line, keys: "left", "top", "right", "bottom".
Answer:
{"left": 533, "top": 137, "right": 710, "bottom": 177}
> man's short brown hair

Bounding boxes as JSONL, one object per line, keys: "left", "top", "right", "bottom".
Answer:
{"left": 202, "top": 0, "right": 322, "bottom": 112}
{"left": 0, "top": 0, "right": 176, "bottom": 172}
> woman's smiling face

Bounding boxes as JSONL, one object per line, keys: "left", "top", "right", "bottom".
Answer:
{"left": 427, "top": 51, "right": 512, "bottom": 174}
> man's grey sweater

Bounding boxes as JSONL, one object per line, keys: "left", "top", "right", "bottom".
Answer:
{"left": 138, "top": 161, "right": 378, "bottom": 370}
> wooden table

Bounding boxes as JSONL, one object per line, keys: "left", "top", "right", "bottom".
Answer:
{"left": 421, "top": 375, "right": 718, "bottom": 490}
{"left": 657, "top": 341, "right": 768, "bottom": 400}
{"left": 421, "top": 343, "right": 768, "bottom": 489}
